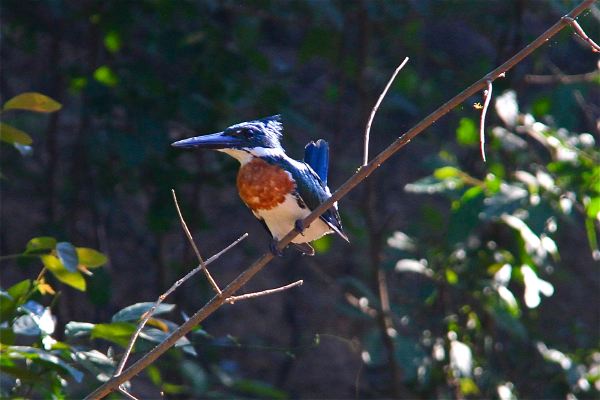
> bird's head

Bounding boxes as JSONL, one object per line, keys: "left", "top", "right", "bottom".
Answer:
{"left": 172, "top": 115, "right": 284, "bottom": 157}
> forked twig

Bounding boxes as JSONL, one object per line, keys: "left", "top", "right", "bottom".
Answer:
{"left": 171, "top": 189, "right": 222, "bottom": 295}
{"left": 363, "top": 57, "right": 410, "bottom": 166}
{"left": 112, "top": 233, "right": 248, "bottom": 377}
{"left": 562, "top": 16, "right": 600, "bottom": 52}
{"left": 226, "top": 280, "right": 304, "bottom": 304}
{"left": 85, "top": 2, "right": 595, "bottom": 398}
{"left": 479, "top": 80, "right": 493, "bottom": 162}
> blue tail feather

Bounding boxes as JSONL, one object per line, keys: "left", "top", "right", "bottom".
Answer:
{"left": 304, "top": 139, "right": 329, "bottom": 185}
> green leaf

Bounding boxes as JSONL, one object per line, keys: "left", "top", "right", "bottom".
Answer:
{"left": 312, "top": 235, "right": 332, "bottom": 253}
{"left": 0, "top": 327, "right": 16, "bottom": 345}
{"left": 25, "top": 236, "right": 57, "bottom": 254}
{"left": 41, "top": 255, "right": 86, "bottom": 291}
{"left": 93, "top": 66, "right": 119, "bottom": 87}
{"left": 139, "top": 328, "right": 197, "bottom": 356}
{"left": 459, "top": 377, "right": 480, "bottom": 395}
{"left": 103, "top": 30, "right": 122, "bottom": 53}
{"left": 0, "top": 122, "right": 33, "bottom": 145}
{"left": 6, "top": 346, "right": 83, "bottom": 382}
{"left": 3, "top": 92, "right": 62, "bottom": 113}
{"left": 76, "top": 247, "right": 108, "bottom": 268}
{"left": 586, "top": 197, "right": 600, "bottom": 220}
{"left": 56, "top": 242, "right": 79, "bottom": 272}
{"left": 7, "top": 279, "right": 33, "bottom": 302}
{"left": 232, "top": 379, "right": 288, "bottom": 399}
{"left": 112, "top": 302, "right": 175, "bottom": 323}
{"left": 433, "top": 166, "right": 461, "bottom": 180}
{"left": 91, "top": 322, "right": 136, "bottom": 347}
{"left": 64, "top": 321, "right": 95, "bottom": 338}
{"left": 456, "top": 117, "right": 478, "bottom": 146}
{"left": 445, "top": 269, "right": 459, "bottom": 285}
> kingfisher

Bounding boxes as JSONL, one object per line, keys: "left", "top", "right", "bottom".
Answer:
{"left": 172, "top": 115, "right": 348, "bottom": 256}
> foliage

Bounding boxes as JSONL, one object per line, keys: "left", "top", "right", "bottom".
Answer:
{"left": 368, "top": 91, "right": 599, "bottom": 398}
{"left": 1, "top": 1, "right": 598, "bottom": 399}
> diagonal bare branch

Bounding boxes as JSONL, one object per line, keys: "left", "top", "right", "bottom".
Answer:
{"left": 85, "top": 2, "right": 595, "bottom": 398}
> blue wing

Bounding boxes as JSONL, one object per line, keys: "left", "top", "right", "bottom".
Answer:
{"left": 304, "top": 139, "right": 329, "bottom": 186}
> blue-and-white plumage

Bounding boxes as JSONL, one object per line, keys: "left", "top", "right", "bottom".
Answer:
{"left": 172, "top": 115, "right": 348, "bottom": 255}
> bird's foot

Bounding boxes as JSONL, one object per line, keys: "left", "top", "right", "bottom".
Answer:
{"left": 294, "top": 219, "right": 308, "bottom": 234}
{"left": 269, "top": 239, "right": 284, "bottom": 257}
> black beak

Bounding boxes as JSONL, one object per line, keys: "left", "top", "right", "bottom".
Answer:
{"left": 171, "top": 131, "right": 243, "bottom": 150}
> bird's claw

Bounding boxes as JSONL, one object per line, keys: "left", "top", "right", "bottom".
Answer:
{"left": 294, "top": 219, "right": 307, "bottom": 234}
{"left": 269, "top": 239, "right": 284, "bottom": 257}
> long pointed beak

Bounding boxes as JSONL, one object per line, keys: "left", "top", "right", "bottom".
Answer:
{"left": 171, "top": 131, "right": 243, "bottom": 149}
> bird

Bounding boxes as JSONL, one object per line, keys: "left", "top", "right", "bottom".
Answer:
{"left": 171, "top": 114, "right": 348, "bottom": 256}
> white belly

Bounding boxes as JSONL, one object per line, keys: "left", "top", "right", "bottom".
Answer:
{"left": 254, "top": 194, "right": 333, "bottom": 243}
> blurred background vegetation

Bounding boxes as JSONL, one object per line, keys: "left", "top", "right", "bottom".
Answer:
{"left": 1, "top": 0, "right": 599, "bottom": 398}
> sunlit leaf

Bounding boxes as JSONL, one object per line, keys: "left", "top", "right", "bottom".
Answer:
{"left": 449, "top": 339, "right": 472, "bottom": 377}
{"left": 146, "top": 318, "right": 169, "bottom": 332}
{"left": 495, "top": 90, "right": 518, "bottom": 127}
{"left": 111, "top": 302, "right": 175, "bottom": 323}
{"left": 103, "top": 30, "right": 122, "bottom": 53}
{"left": 0, "top": 123, "right": 33, "bottom": 145}
{"left": 76, "top": 247, "right": 108, "bottom": 268}
{"left": 460, "top": 377, "right": 480, "bottom": 395}
{"left": 312, "top": 235, "right": 331, "bottom": 253}
{"left": 139, "top": 327, "right": 196, "bottom": 355}
{"left": 456, "top": 117, "right": 478, "bottom": 146}
{"left": 91, "top": 322, "right": 136, "bottom": 347}
{"left": 93, "top": 66, "right": 119, "bottom": 87}
{"left": 395, "top": 259, "right": 432, "bottom": 276}
{"left": 521, "top": 265, "right": 554, "bottom": 308}
{"left": 65, "top": 321, "right": 95, "bottom": 338}
{"left": 25, "top": 236, "right": 57, "bottom": 253}
{"left": 585, "top": 197, "right": 600, "bottom": 221}
{"left": 445, "top": 269, "right": 459, "bottom": 285}
{"left": 41, "top": 255, "right": 86, "bottom": 291}
{"left": 434, "top": 166, "right": 462, "bottom": 180}
{"left": 3, "top": 92, "right": 62, "bottom": 113}
{"left": 56, "top": 242, "right": 79, "bottom": 272}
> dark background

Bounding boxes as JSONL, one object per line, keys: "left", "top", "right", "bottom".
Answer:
{"left": 1, "top": 1, "right": 598, "bottom": 398}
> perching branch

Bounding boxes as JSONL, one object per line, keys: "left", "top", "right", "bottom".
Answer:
{"left": 363, "top": 57, "right": 410, "bottom": 166}
{"left": 85, "top": 2, "right": 595, "bottom": 398}
{"left": 479, "top": 80, "right": 493, "bottom": 162}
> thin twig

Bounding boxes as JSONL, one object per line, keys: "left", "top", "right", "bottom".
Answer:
{"left": 525, "top": 69, "right": 600, "bottom": 84}
{"left": 479, "top": 80, "right": 493, "bottom": 162}
{"left": 562, "top": 16, "right": 600, "bottom": 52}
{"left": 84, "top": 2, "right": 595, "bottom": 398}
{"left": 363, "top": 57, "right": 410, "bottom": 166}
{"left": 171, "top": 189, "right": 222, "bottom": 295}
{"left": 112, "top": 233, "right": 247, "bottom": 377}
{"left": 118, "top": 387, "right": 139, "bottom": 400}
{"left": 226, "top": 280, "right": 303, "bottom": 304}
